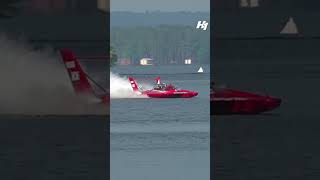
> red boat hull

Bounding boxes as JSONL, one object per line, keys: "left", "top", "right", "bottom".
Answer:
{"left": 211, "top": 97, "right": 281, "bottom": 115}
{"left": 144, "top": 90, "right": 198, "bottom": 98}
{"left": 211, "top": 88, "right": 281, "bottom": 115}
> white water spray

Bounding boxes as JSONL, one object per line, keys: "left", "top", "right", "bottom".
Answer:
{"left": 110, "top": 72, "right": 150, "bottom": 98}
{"left": 0, "top": 34, "right": 106, "bottom": 115}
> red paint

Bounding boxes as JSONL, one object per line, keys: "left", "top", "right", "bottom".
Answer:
{"left": 211, "top": 82, "right": 281, "bottom": 115}
{"left": 60, "top": 48, "right": 108, "bottom": 105}
{"left": 100, "top": 95, "right": 109, "bottom": 104}
{"left": 128, "top": 77, "right": 198, "bottom": 98}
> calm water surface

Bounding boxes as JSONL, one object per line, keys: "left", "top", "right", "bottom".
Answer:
{"left": 213, "top": 59, "right": 320, "bottom": 179}
{"left": 111, "top": 65, "right": 210, "bottom": 180}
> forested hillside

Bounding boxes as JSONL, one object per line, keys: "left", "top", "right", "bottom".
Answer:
{"left": 111, "top": 25, "right": 209, "bottom": 65}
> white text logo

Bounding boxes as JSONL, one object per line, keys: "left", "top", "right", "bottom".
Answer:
{"left": 196, "top": 21, "right": 208, "bottom": 31}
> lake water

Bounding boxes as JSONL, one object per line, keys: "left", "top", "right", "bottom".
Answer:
{"left": 111, "top": 64, "right": 210, "bottom": 180}
{"left": 213, "top": 59, "right": 320, "bottom": 179}
{"left": 0, "top": 116, "right": 107, "bottom": 180}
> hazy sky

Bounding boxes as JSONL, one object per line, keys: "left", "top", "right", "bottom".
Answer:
{"left": 110, "top": 0, "right": 210, "bottom": 12}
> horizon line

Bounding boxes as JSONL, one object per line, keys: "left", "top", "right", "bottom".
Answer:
{"left": 110, "top": 10, "right": 210, "bottom": 13}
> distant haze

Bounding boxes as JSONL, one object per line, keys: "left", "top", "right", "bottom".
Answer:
{"left": 110, "top": 11, "right": 209, "bottom": 27}
{"left": 111, "top": 0, "right": 209, "bottom": 12}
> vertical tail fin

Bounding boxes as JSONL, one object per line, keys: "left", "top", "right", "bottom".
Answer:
{"left": 128, "top": 77, "right": 139, "bottom": 92}
{"left": 59, "top": 49, "right": 93, "bottom": 95}
{"left": 155, "top": 76, "right": 161, "bottom": 84}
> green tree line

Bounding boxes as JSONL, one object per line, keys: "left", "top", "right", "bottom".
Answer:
{"left": 111, "top": 25, "right": 209, "bottom": 65}
{"left": 110, "top": 46, "right": 117, "bottom": 66}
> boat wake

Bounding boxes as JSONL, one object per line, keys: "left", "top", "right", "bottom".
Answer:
{"left": 110, "top": 72, "right": 149, "bottom": 99}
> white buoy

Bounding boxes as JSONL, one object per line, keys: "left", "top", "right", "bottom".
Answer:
{"left": 280, "top": 17, "right": 298, "bottom": 34}
{"left": 197, "top": 67, "right": 204, "bottom": 73}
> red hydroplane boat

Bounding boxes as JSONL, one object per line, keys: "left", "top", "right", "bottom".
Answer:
{"left": 211, "top": 82, "right": 281, "bottom": 115}
{"left": 128, "top": 76, "right": 198, "bottom": 98}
